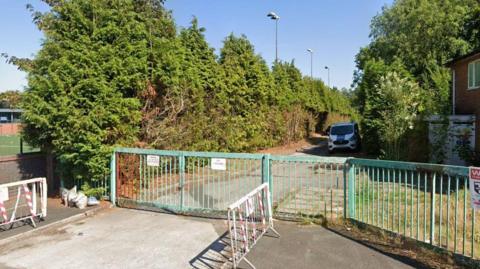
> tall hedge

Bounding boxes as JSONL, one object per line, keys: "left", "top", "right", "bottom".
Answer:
{"left": 15, "top": 0, "right": 356, "bottom": 184}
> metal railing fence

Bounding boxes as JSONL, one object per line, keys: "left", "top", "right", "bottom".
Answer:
{"left": 347, "top": 158, "right": 477, "bottom": 259}
{"left": 111, "top": 148, "right": 266, "bottom": 216}
{"left": 108, "top": 148, "right": 480, "bottom": 261}
{"left": 270, "top": 155, "right": 347, "bottom": 220}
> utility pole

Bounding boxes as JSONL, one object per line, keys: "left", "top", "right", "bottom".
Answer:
{"left": 267, "top": 12, "right": 280, "bottom": 62}
{"left": 307, "top": 49, "right": 313, "bottom": 78}
{"left": 325, "top": 66, "right": 330, "bottom": 87}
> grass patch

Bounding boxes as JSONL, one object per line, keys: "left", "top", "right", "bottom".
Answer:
{"left": 353, "top": 172, "right": 480, "bottom": 259}
{"left": 330, "top": 219, "right": 480, "bottom": 269}
{"left": 0, "top": 135, "right": 39, "bottom": 156}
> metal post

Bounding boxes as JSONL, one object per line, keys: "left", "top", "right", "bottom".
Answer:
{"left": 325, "top": 66, "right": 331, "bottom": 88}
{"left": 262, "top": 154, "right": 272, "bottom": 205}
{"left": 343, "top": 162, "right": 347, "bottom": 219}
{"left": 275, "top": 19, "right": 278, "bottom": 62}
{"left": 262, "top": 155, "right": 268, "bottom": 184}
{"left": 307, "top": 49, "right": 313, "bottom": 78}
{"left": 268, "top": 12, "right": 280, "bottom": 63}
{"left": 327, "top": 68, "right": 330, "bottom": 88}
{"left": 430, "top": 173, "right": 436, "bottom": 245}
{"left": 347, "top": 161, "right": 356, "bottom": 219}
{"left": 179, "top": 153, "right": 185, "bottom": 211}
{"left": 110, "top": 151, "right": 116, "bottom": 205}
{"left": 310, "top": 52, "right": 313, "bottom": 78}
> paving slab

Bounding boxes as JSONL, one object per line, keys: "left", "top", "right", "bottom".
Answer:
{"left": 0, "top": 198, "right": 98, "bottom": 241}
{"left": 0, "top": 208, "right": 227, "bottom": 269}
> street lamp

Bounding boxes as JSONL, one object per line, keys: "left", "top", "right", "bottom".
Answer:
{"left": 267, "top": 12, "right": 280, "bottom": 62}
{"left": 307, "top": 49, "right": 313, "bottom": 78}
{"left": 324, "top": 66, "right": 330, "bottom": 87}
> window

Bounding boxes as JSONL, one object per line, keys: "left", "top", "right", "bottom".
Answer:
{"left": 330, "top": 125, "right": 354, "bottom": 135}
{"left": 468, "top": 60, "right": 480, "bottom": 89}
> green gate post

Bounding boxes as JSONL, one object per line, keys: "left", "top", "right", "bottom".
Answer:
{"left": 262, "top": 154, "right": 272, "bottom": 204}
{"left": 110, "top": 151, "right": 116, "bottom": 206}
{"left": 179, "top": 153, "right": 185, "bottom": 211}
{"left": 430, "top": 173, "right": 436, "bottom": 245}
{"left": 343, "top": 162, "right": 347, "bottom": 219}
{"left": 347, "top": 160, "right": 356, "bottom": 219}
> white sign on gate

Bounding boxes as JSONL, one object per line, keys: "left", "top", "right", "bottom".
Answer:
{"left": 146, "top": 155, "right": 160, "bottom": 167}
{"left": 211, "top": 158, "right": 227, "bottom": 170}
{"left": 469, "top": 167, "right": 480, "bottom": 210}
{"left": 0, "top": 187, "right": 8, "bottom": 202}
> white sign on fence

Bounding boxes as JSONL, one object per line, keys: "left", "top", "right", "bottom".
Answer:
{"left": 211, "top": 158, "right": 227, "bottom": 170}
{"left": 0, "top": 187, "right": 8, "bottom": 202}
{"left": 469, "top": 167, "right": 480, "bottom": 210}
{"left": 146, "top": 155, "right": 160, "bottom": 167}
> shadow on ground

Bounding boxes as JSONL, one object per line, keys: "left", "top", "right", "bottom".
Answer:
{"left": 325, "top": 227, "right": 432, "bottom": 269}
{"left": 190, "top": 219, "right": 420, "bottom": 269}
{"left": 189, "top": 231, "right": 231, "bottom": 269}
{"left": 234, "top": 220, "right": 416, "bottom": 269}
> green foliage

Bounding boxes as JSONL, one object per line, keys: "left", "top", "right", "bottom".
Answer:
{"left": 81, "top": 181, "right": 105, "bottom": 200}
{"left": 458, "top": 146, "right": 480, "bottom": 166}
{"left": 354, "top": 59, "right": 411, "bottom": 155}
{"left": 271, "top": 60, "right": 304, "bottom": 108}
{"left": 14, "top": 1, "right": 357, "bottom": 183}
{"left": 463, "top": 6, "right": 480, "bottom": 50}
{"left": 353, "top": 0, "right": 480, "bottom": 159}
{"left": 19, "top": 0, "right": 172, "bottom": 182}
{"left": 0, "top": 90, "right": 22, "bottom": 108}
{"left": 375, "top": 72, "right": 423, "bottom": 160}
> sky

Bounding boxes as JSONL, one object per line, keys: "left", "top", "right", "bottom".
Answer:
{"left": 0, "top": 0, "right": 393, "bottom": 92}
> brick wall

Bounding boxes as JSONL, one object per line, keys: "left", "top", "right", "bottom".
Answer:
{"left": 452, "top": 53, "right": 480, "bottom": 151}
{"left": 0, "top": 154, "right": 46, "bottom": 184}
{"left": 0, "top": 123, "right": 21, "bottom": 135}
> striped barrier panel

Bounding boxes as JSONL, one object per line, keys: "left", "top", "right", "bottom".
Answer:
{"left": 227, "top": 183, "right": 280, "bottom": 269}
{"left": 0, "top": 177, "right": 47, "bottom": 228}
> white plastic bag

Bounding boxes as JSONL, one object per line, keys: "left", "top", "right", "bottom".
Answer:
{"left": 60, "top": 186, "right": 78, "bottom": 207}
{"left": 74, "top": 192, "right": 88, "bottom": 209}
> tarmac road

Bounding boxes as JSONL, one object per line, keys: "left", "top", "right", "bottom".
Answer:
{"left": 0, "top": 208, "right": 414, "bottom": 269}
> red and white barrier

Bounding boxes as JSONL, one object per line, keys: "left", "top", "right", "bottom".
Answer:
{"left": 227, "top": 183, "right": 280, "bottom": 269}
{"left": 0, "top": 177, "right": 47, "bottom": 228}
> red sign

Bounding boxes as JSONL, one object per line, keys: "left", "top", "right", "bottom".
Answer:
{"left": 470, "top": 167, "right": 480, "bottom": 210}
{"left": 470, "top": 167, "right": 480, "bottom": 180}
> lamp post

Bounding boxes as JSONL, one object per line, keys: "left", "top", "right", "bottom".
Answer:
{"left": 267, "top": 12, "right": 280, "bottom": 62}
{"left": 324, "top": 66, "right": 330, "bottom": 87}
{"left": 307, "top": 49, "right": 313, "bottom": 78}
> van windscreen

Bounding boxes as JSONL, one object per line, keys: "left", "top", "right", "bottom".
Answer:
{"left": 331, "top": 125, "right": 353, "bottom": 135}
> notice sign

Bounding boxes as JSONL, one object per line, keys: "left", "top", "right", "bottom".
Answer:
{"left": 146, "top": 155, "right": 160, "bottom": 167}
{"left": 211, "top": 158, "right": 227, "bottom": 170}
{"left": 0, "top": 187, "right": 8, "bottom": 202}
{"left": 470, "top": 167, "right": 480, "bottom": 210}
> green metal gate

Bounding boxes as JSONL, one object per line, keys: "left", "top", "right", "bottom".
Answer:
{"left": 111, "top": 148, "right": 266, "bottom": 216}
{"left": 109, "top": 148, "right": 479, "bottom": 261}
{"left": 110, "top": 148, "right": 346, "bottom": 220}
{"left": 269, "top": 155, "right": 347, "bottom": 220}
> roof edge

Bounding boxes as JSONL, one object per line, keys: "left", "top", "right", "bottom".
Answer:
{"left": 446, "top": 48, "right": 480, "bottom": 67}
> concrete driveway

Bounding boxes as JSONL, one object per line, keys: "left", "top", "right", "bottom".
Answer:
{"left": 0, "top": 208, "right": 414, "bottom": 269}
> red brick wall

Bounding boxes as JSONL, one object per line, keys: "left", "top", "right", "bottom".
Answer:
{"left": 0, "top": 123, "right": 21, "bottom": 135}
{"left": 452, "top": 53, "right": 480, "bottom": 151}
{"left": 0, "top": 154, "right": 46, "bottom": 184}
